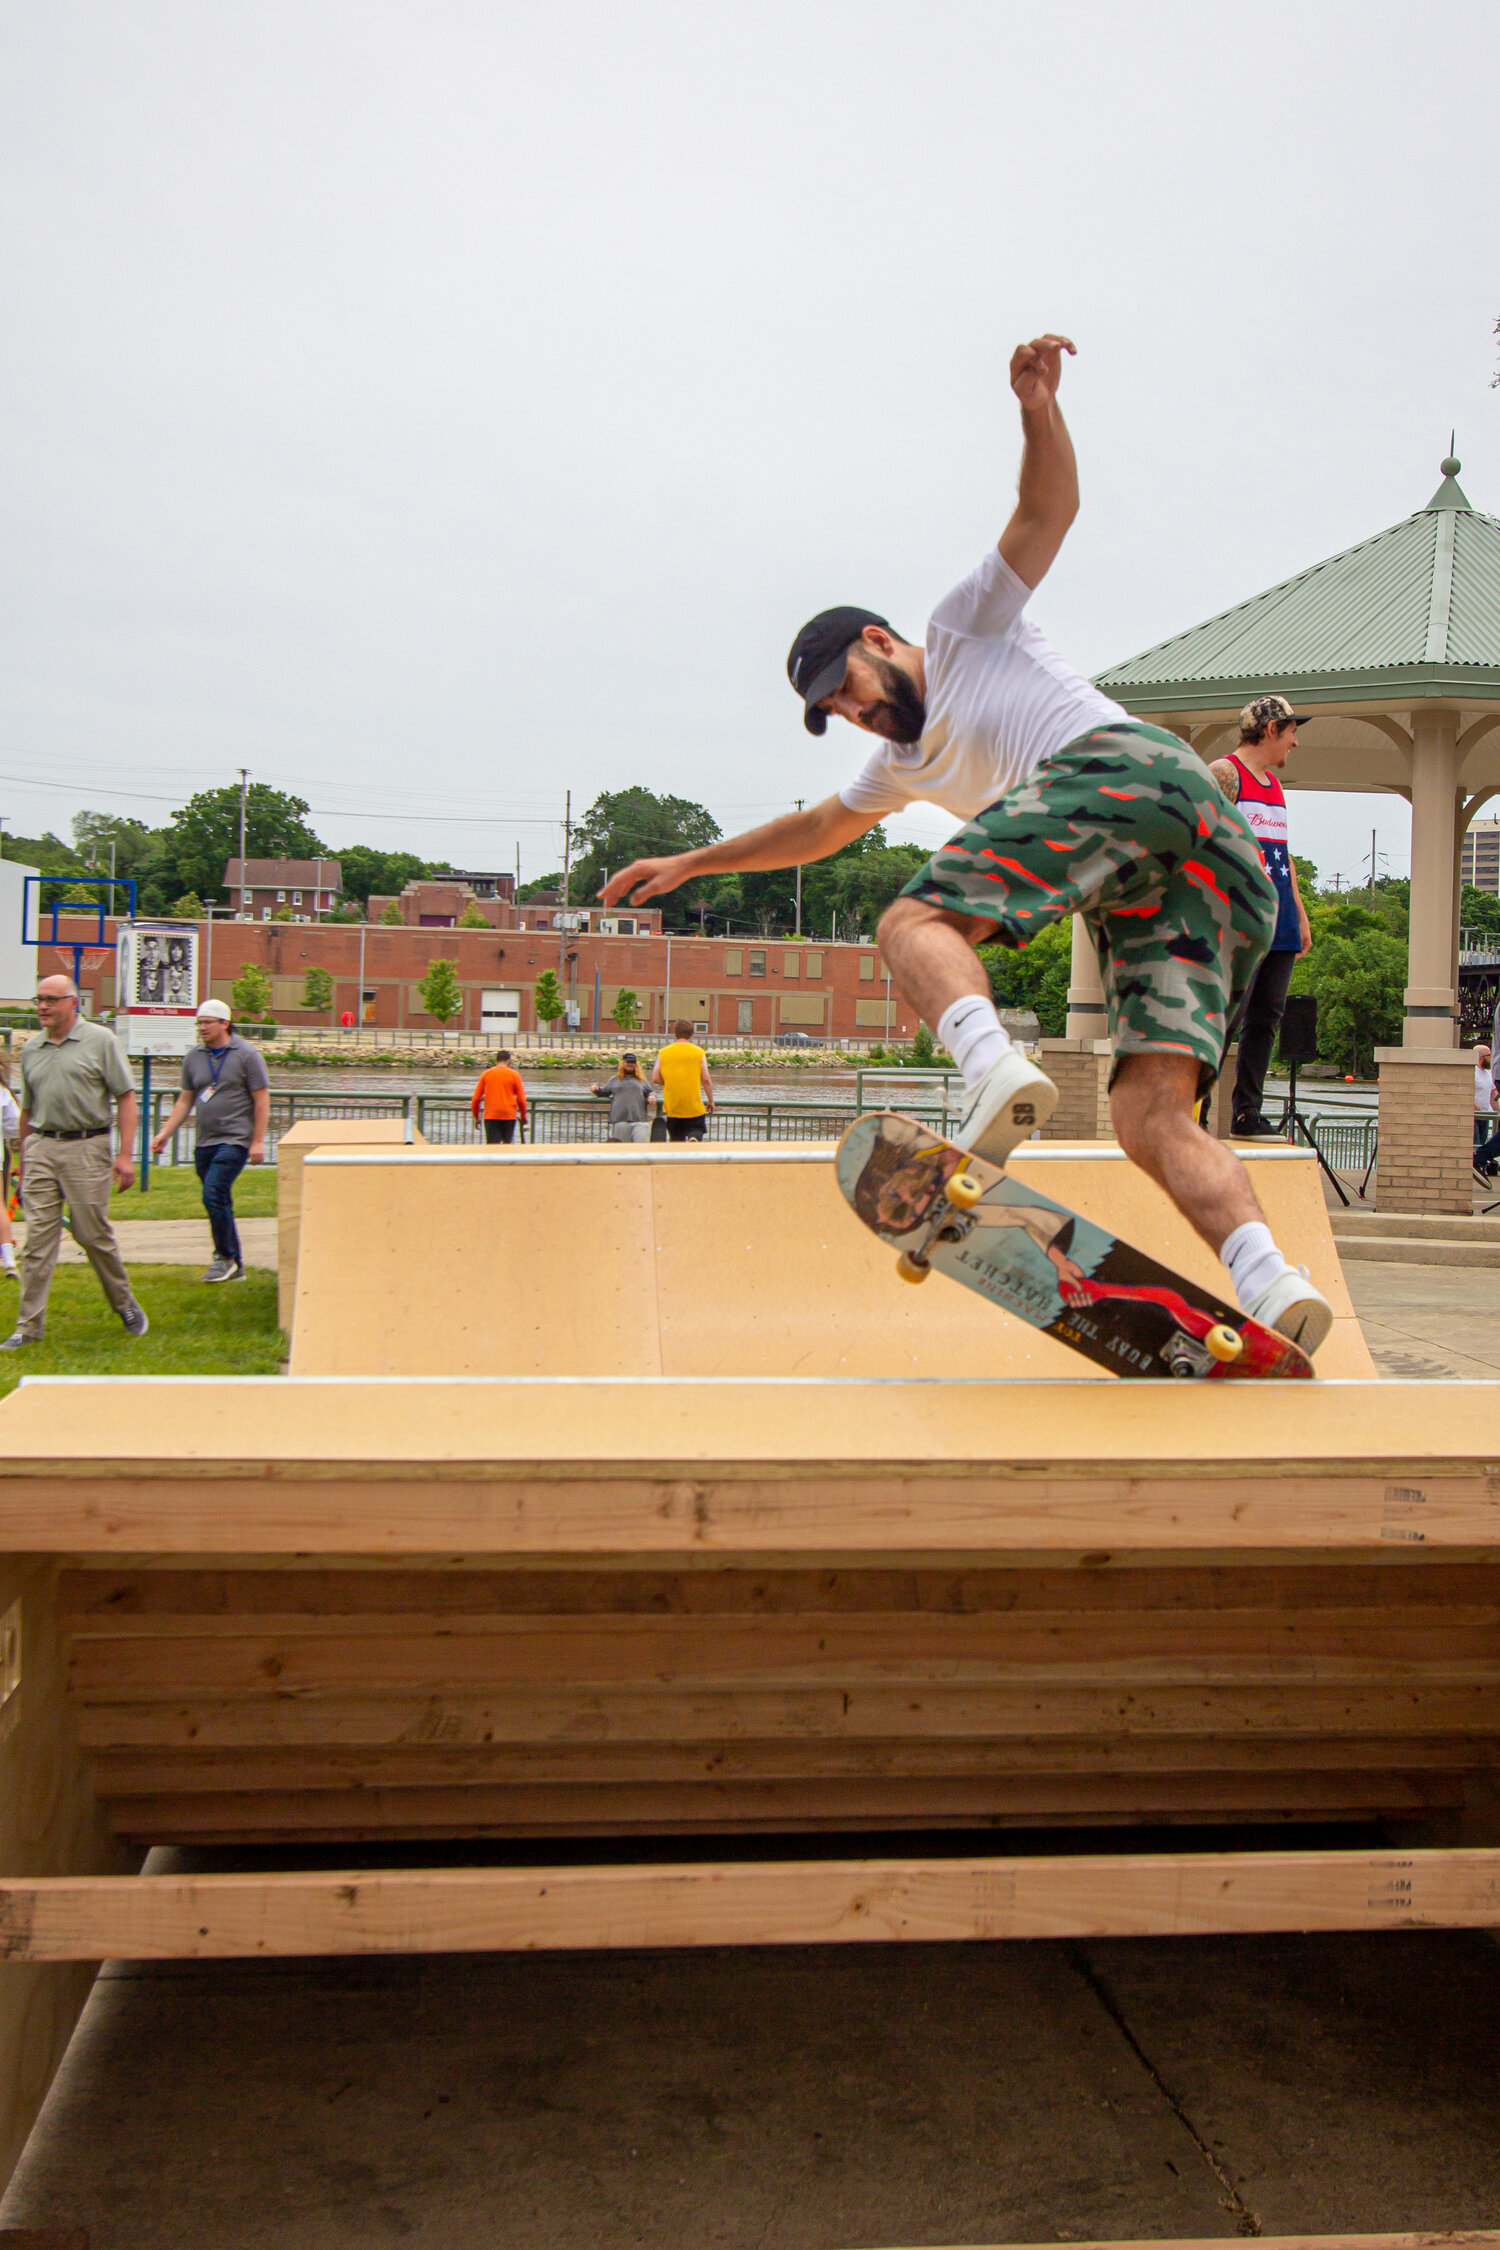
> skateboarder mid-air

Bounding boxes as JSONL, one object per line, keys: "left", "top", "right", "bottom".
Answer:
{"left": 601, "top": 335, "right": 1332, "bottom": 1353}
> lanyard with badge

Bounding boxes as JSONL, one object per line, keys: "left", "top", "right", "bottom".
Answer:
{"left": 198, "top": 1044, "right": 231, "bottom": 1107}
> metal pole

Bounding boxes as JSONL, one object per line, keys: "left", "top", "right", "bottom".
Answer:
{"left": 358, "top": 917, "right": 367, "bottom": 1029}
{"left": 665, "top": 928, "right": 672, "bottom": 1035}
{"left": 139, "top": 1055, "right": 152, "bottom": 1192}
{"left": 238, "top": 769, "right": 249, "bottom": 907}
{"left": 557, "top": 790, "right": 572, "bottom": 995}
{"left": 793, "top": 799, "right": 804, "bottom": 936}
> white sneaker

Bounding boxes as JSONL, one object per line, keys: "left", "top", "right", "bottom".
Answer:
{"left": 1244, "top": 1264, "right": 1333, "bottom": 1355}
{"left": 952, "top": 1050, "right": 1057, "bottom": 1166}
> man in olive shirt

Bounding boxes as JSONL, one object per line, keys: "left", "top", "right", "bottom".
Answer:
{"left": 3, "top": 975, "right": 148, "bottom": 1349}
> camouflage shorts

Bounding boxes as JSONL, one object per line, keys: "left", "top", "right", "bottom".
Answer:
{"left": 900, "top": 722, "right": 1278, "bottom": 1090}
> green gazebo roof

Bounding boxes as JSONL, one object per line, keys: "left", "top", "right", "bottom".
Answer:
{"left": 1095, "top": 457, "right": 1500, "bottom": 714}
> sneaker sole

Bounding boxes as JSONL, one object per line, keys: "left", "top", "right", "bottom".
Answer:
{"left": 1269, "top": 1295, "right": 1334, "bottom": 1355}
{"left": 962, "top": 1079, "right": 1058, "bottom": 1165}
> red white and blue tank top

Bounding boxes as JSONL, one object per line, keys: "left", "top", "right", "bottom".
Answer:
{"left": 1227, "top": 754, "right": 1300, "bottom": 952}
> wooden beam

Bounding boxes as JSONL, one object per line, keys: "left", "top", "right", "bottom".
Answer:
{"left": 2, "top": 1848, "right": 1498, "bottom": 1961}
{"left": 864, "top": 2236, "right": 1500, "bottom": 2249}
{"left": 74, "top": 1680, "right": 1500, "bottom": 1752}
{"left": 103, "top": 1769, "right": 1469, "bottom": 1844}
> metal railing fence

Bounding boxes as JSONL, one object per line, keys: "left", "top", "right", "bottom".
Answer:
{"left": 137, "top": 1086, "right": 967, "bottom": 1164}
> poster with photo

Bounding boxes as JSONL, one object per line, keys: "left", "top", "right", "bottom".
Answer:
{"left": 116, "top": 921, "right": 199, "bottom": 1055}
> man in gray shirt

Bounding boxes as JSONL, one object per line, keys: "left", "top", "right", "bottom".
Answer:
{"left": 3, "top": 974, "right": 147, "bottom": 1349}
{"left": 150, "top": 999, "right": 270, "bottom": 1282}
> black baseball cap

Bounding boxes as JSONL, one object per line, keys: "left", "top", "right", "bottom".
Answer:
{"left": 786, "top": 606, "right": 892, "bottom": 735}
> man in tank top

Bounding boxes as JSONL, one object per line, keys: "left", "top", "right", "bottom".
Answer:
{"left": 1210, "top": 696, "right": 1312, "bottom": 1136}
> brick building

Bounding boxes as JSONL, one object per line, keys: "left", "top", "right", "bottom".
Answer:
{"left": 54, "top": 917, "right": 915, "bottom": 1043}
{"left": 365, "top": 878, "right": 661, "bottom": 937}
{"left": 224, "top": 858, "right": 343, "bottom": 922}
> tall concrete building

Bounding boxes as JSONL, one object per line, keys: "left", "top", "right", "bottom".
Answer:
{"left": 1461, "top": 818, "right": 1500, "bottom": 896}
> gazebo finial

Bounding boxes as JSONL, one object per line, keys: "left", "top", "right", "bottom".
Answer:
{"left": 1427, "top": 442, "right": 1470, "bottom": 511}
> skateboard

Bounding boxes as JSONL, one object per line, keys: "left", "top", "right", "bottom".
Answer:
{"left": 836, "top": 1112, "right": 1314, "bottom": 1381}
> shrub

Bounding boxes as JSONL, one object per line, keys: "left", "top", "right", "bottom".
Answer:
{"left": 417, "top": 958, "right": 463, "bottom": 1026}
{"left": 230, "top": 964, "right": 273, "bottom": 1021}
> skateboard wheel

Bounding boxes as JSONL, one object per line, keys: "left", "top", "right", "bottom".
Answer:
{"left": 895, "top": 1251, "right": 931, "bottom": 1284}
{"left": 945, "top": 1170, "right": 984, "bottom": 1209}
{"left": 1205, "top": 1323, "right": 1244, "bottom": 1363}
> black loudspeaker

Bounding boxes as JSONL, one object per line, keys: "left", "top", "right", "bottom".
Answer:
{"left": 1278, "top": 994, "right": 1319, "bottom": 1065}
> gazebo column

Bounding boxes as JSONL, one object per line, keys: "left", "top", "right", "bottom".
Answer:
{"left": 1377, "top": 706, "right": 1471, "bottom": 1213}
{"left": 1403, "top": 706, "right": 1461, "bottom": 1046}
{"left": 1042, "top": 917, "right": 1112, "bottom": 1138}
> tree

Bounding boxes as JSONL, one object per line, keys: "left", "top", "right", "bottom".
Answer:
{"left": 532, "top": 969, "right": 565, "bottom": 1030}
{"left": 1291, "top": 928, "right": 1406, "bottom": 1076}
{"left": 165, "top": 784, "right": 327, "bottom": 905}
{"left": 379, "top": 902, "right": 405, "bottom": 926}
{"left": 517, "top": 872, "right": 564, "bottom": 903}
{"left": 417, "top": 958, "right": 463, "bottom": 1025}
{"left": 171, "top": 893, "right": 205, "bottom": 919}
{"left": 333, "top": 846, "right": 434, "bottom": 910}
{"left": 611, "top": 988, "right": 639, "bottom": 1031}
{"left": 230, "top": 963, "right": 273, "bottom": 1022}
{"left": 570, "top": 790, "right": 722, "bottom": 930}
{"left": 457, "top": 902, "right": 490, "bottom": 928}
{"left": 800, "top": 826, "right": 926, "bottom": 941}
{"left": 979, "top": 918, "right": 1072, "bottom": 1038}
{"left": 301, "top": 966, "right": 334, "bottom": 1014}
{"left": 1461, "top": 884, "right": 1500, "bottom": 937}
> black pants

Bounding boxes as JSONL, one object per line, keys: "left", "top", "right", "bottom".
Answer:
{"left": 1232, "top": 947, "right": 1297, "bottom": 1126}
{"left": 483, "top": 1119, "right": 518, "bottom": 1144}
{"left": 665, "top": 1116, "right": 706, "bottom": 1142}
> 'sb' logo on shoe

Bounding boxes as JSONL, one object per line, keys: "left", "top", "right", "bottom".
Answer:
{"left": 1013, "top": 1103, "right": 1036, "bottom": 1125}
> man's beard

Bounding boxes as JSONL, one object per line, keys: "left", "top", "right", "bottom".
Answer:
{"left": 862, "top": 656, "right": 926, "bottom": 744}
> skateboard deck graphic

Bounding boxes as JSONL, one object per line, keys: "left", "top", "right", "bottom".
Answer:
{"left": 836, "top": 1113, "right": 1313, "bottom": 1381}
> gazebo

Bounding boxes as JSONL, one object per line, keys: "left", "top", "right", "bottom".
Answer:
{"left": 1048, "top": 454, "right": 1500, "bottom": 1214}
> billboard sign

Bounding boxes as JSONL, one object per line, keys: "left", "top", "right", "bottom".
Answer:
{"left": 116, "top": 921, "right": 199, "bottom": 1056}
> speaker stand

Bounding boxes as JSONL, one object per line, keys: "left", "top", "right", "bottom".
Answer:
{"left": 1280, "top": 1058, "right": 1351, "bottom": 1207}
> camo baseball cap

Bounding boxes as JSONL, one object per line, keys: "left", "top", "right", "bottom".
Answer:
{"left": 1238, "top": 692, "right": 1312, "bottom": 738}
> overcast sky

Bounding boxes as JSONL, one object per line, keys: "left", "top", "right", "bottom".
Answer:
{"left": 2, "top": 0, "right": 1496, "bottom": 891}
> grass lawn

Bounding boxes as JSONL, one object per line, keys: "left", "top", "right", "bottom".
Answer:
{"left": 0, "top": 1265, "right": 284, "bottom": 1396}
{"left": 115, "top": 1165, "right": 279, "bottom": 1221}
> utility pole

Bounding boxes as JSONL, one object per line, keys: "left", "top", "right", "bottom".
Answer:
{"left": 238, "top": 769, "right": 250, "bottom": 915}
{"left": 556, "top": 792, "right": 573, "bottom": 1020}
{"left": 1369, "top": 827, "right": 1377, "bottom": 903}
{"left": 793, "top": 800, "right": 804, "bottom": 936}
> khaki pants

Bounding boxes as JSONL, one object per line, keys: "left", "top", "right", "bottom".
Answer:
{"left": 17, "top": 1134, "right": 133, "bottom": 1339}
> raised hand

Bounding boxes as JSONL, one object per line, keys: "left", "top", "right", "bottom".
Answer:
{"left": 1009, "top": 333, "right": 1076, "bottom": 411}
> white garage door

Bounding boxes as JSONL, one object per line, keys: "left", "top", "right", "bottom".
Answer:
{"left": 481, "top": 988, "right": 521, "bottom": 1040}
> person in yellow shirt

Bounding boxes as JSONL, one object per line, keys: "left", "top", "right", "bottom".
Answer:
{"left": 651, "top": 1020, "right": 714, "bottom": 1142}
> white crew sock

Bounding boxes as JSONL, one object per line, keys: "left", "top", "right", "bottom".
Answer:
{"left": 0, "top": 1245, "right": 13, "bottom": 1271}
{"left": 936, "top": 996, "right": 1012, "bottom": 1091}
{"left": 1221, "top": 1220, "right": 1290, "bottom": 1310}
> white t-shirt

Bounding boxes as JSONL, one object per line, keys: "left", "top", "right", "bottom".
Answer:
{"left": 0, "top": 1087, "right": 17, "bottom": 1144}
{"left": 838, "top": 548, "right": 1128, "bottom": 823}
{"left": 1476, "top": 1063, "right": 1493, "bottom": 1111}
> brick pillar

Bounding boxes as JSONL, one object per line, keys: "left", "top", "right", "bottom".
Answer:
{"left": 1374, "top": 1047, "right": 1474, "bottom": 1213}
{"left": 1038, "top": 1039, "right": 1113, "bottom": 1140}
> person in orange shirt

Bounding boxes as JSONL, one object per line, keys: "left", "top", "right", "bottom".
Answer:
{"left": 471, "top": 1050, "right": 528, "bottom": 1145}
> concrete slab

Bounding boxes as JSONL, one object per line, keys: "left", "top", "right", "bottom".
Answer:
{"left": 1344, "top": 1264, "right": 1500, "bottom": 1381}
{"left": 39, "top": 1218, "right": 278, "bottom": 1270}
{"left": 4, "top": 1907, "right": 1499, "bottom": 2248}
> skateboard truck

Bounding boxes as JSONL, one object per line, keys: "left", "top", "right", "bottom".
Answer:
{"left": 896, "top": 1161, "right": 984, "bottom": 1284}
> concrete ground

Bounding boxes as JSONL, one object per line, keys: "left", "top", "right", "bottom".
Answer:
{"left": 4, "top": 1263, "right": 1498, "bottom": 2246}
{"left": 1345, "top": 1262, "right": 1500, "bottom": 1381}
{"left": 4, "top": 1873, "right": 1499, "bottom": 2248}
{"left": 48, "top": 1215, "right": 278, "bottom": 1269}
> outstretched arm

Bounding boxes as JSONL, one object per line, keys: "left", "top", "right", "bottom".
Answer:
{"left": 600, "top": 794, "right": 878, "bottom": 908}
{"left": 997, "top": 333, "right": 1079, "bottom": 591}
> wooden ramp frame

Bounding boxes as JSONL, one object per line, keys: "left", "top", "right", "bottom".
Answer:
{"left": 0, "top": 1134, "right": 1493, "bottom": 2198}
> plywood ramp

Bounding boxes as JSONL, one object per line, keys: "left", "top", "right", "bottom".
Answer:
{"left": 287, "top": 1140, "right": 1374, "bottom": 1379}
{"left": 863, "top": 2237, "right": 1500, "bottom": 2249}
